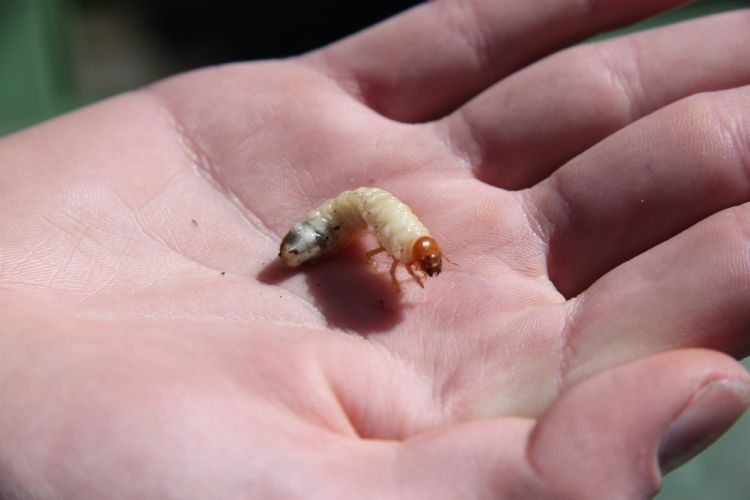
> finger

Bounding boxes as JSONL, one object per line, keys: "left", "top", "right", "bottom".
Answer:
{"left": 527, "top": 85, "right": 750, "bottom": 298}
{"left": 563, "top": 204, "right": 750, "bottom": 383}
{"left": 531, "top": 349, "right": 750, "bottom": 499}
{"left": 389, "top": 418, "right": 538, "bottom": 499}
{"left": 393, "top": 350, "right": 750, "bottom": 499}
{"left": 303, "top": 0, "right": 688, "bottom": 122}
{"left": 442, "top": 9, "right": 750, "bottom": 189}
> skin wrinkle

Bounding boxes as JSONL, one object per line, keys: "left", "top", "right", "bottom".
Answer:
{"left": 363, "top": 323, "right": 453, "bottom": 434}
{"left": 729, "top": 206, "right": 750, "bottom": 254}
{"left": 520, "top": 179, "right": 582, "bottom": 400}
{"left": 293, "top": 53, "right": 369, "bottom": 109}
{"left": 556, "top": 296, "right": 583, "bottom": 393}
{"left": 619, "top": 35, "right": 650, "bottom": 119}
{"left": 516, "top": 190, "right": 553, "bottom": 276}
{"left": 669, "top": 92, "right": 750, "bottom": 196}
{"left": 427, "top": 117, "right": 476, "bottom": 177}
{"left": 291, "top": 57, "right": 397, "bottom": 133}
{"left": 722, "top": 208, "right": 750, "bottom": 328}
{"left": 42, "top": 90, "right": 331, "bottom": 325}
{"left": 433, "top": 0, "right": 494, "bottom": 77}
{"left": 45, "top": 225, "right": 89, "bottom": 288}
{"left": 2, "top": 232, "right": 55, "bottom": 278}
{"left": 143, "top": 87, "right": 279, "bottom": 245}
{"left": 71, "top": 228, "right": 135, "bottom": 307}
{"left": 319, "top": 372, "right": 362, "bottom": 439}
{"left": 709, "top": 95, "right": 750, "bottom": 192}
{"left": 711, "top": 95, "right": 750, "bottom": 183}
{"left": 539, "top": 174, "right": 575, "bottom": 258}
{"left": 440, "top": 108, "right": 488, "bottom": 177}
{"left": 51, "top": 206, "right": 140, "bottom": 284}
{"left": 130, "top": 89, "right": 335, "bottom": 323}
{"left": 145, "top": 85, "right": 218, "bottom": 182}
{"left": 430, "top": 290, "right": 468, "bottom": 418}
{"left": 598, "top": 39, "right": 646, "bottom": 123}
{"left": 368, "top": 147, "right": 455, "bottom": 185}
{"left": 735, "top": 116, "right": 750, "bottom": 181}
{"left": 125, "top": 166, "right": 184, "bottom": 214}
{"left": 276, "top": 362, "right": 363, "bottom": 440}
{"left": 522, "top": 426, "right": 551, "bottom": 500}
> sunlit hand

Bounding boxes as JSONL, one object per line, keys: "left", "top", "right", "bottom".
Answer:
{"left": 3, "top": 1, "right": 750, "bottom": 498}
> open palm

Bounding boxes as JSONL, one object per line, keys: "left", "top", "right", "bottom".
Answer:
{"left": 3, "top": 1, "right": 750, "bottom": 498}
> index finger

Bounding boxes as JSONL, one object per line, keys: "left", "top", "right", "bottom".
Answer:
{"left": 302, "top": 0, "right": 690, "bottom": 122}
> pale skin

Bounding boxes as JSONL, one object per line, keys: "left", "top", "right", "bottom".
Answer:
{"left": 3, "top": 1, "right": 750, "bottom": 498}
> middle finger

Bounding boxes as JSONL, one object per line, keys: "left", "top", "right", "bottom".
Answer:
{"left": 438, "top": 9, "right": 750, "bottom": 189}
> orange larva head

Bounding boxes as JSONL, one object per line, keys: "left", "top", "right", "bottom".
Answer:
{"left": 413, "top": 236, "right": 442, "bottom": 277}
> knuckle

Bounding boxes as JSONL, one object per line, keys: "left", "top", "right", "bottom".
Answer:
{"left": 673, "top": 92, "right": 750, "bottom": 183}
{"left": 707, "top": 205, "right": 750, "bottom": 256}
{"left": 553, "top": 43, "right": 639, "bottom": 125}
{"left": 435, "top": 0, "right": 493, "bottom": 71}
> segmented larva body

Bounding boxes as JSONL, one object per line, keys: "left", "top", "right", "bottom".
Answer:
{"left": 279, "top": 187, "right": 442, "bottom": 291}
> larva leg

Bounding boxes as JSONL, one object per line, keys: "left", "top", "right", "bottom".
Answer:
{"left": 406, "top": 263, "right": 424, "bottom": 288}
{"left": 366, "top": 246, "right": 386, "bottom": 270}
{"left": 389, "top": 258, "right": 401, "bottom": 294}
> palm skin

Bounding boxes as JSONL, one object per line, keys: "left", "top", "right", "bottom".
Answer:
{"left": 3, "top": 2, "right": 750, "bottom": 499}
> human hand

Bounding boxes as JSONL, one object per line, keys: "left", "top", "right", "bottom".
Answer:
{"left": 2, "top": 1, "right": 750, "bottom": 498}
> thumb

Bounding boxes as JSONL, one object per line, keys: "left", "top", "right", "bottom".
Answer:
{"left": 528, "top": 348, "right": 750, "bottom": 500}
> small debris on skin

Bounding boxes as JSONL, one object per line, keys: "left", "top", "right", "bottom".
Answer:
{"left": 191, "top": 219, "right": 199, "bottom": 227}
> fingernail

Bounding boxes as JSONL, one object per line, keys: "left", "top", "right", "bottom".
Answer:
{"left": 659, "top": 379, "right": 750, "bottom": 473}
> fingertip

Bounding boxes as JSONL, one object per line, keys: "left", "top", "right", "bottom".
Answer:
{"left": 658, "top": 377, "right": 750, "bottom": 473}
{"left": 529, "top": 349, "right": 750, "bottom": 498}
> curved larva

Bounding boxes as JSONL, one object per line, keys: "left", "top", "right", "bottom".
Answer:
{"left": 279, "top": 187, "right": 443, "bottom": 291}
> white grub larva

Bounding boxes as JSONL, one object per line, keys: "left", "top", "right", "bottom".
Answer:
{"left": 279, "top": 187, "right": 442, "bottom": 292}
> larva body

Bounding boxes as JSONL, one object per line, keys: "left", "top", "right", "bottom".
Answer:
{"left": 279, "top": 187, "right": 442, "bottom": 291}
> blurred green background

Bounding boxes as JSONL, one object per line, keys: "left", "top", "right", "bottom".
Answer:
{"left": 2, "top": 1, "right": 750, "bottom": 498}
{"left": 2, "top": 0, "right": 750, "bottom": 135}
